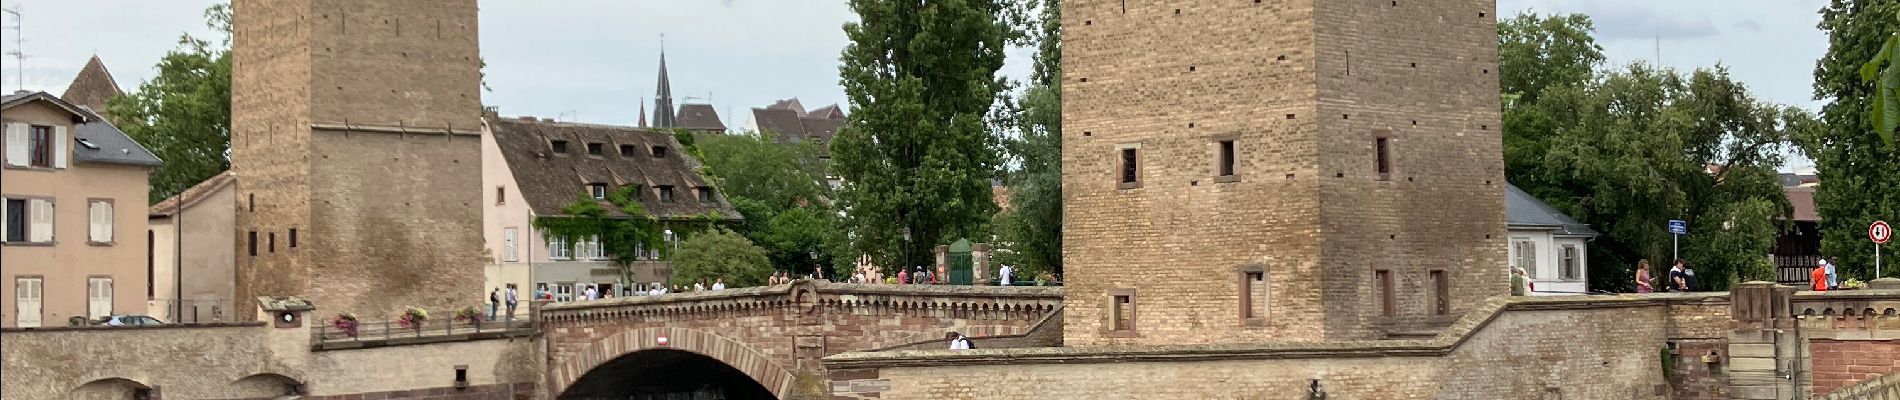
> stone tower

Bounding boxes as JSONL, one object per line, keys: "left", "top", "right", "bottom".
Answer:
{"left": 230, "top": 0, "right": 485, "bottom": 318}
{"left": 1060, "top": 0, "right": 1507, "bottom": 346}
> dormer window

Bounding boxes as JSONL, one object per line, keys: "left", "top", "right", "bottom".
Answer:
{"left": 657, "top": 185, "right": 675, "bottom": 203}
{"left": 651, "top": 145, "right": 668, "bottom": 158}
{"left": 620, "top": 144, "right": 637, "bottom": 157}
{"left": 588, "top": 183, "right": 608, "bottom": 200}
{"left": 586, "top": 142, "right": 604, "bottom": 156}
{"left": 551, "top": 140, "right": 570, "bottom": 153}
{"left": 696, "top": 187, "right": 714, "bottom": 203}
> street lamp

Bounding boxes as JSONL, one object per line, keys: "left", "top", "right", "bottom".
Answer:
{"left": 902, "top": 227, "right": 912, "bottom": 282}
{"left": 663, "top": 229, "right": 675, "bottom": 288}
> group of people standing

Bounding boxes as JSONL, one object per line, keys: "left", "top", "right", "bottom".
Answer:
{"left": 1633, "top": 259, "right": 1700, "bottom": 293}
{"left": 485, "top": 284, "right": 521, "bottom": 321}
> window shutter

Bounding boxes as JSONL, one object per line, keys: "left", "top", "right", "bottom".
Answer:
{"left": 0, "top": 198, "right": 7, "bottom": 243}
{"left": 3, "top": 123, "right": 25, "bottom": 167}
{"left": 89, "top": 202, "right": 101, "bottom": 242}
{"left": 29, "top": 199, "right": 52, "bottom": 242}
{"left": 52, "top": 126, "right": 68, "bottom": 169}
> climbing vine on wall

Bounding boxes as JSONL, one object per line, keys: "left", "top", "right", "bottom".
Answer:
{"left": 532, "top": 186, "right": 666, "bottom": 283}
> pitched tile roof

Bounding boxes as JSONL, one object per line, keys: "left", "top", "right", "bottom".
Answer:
{"left": 752, "top": 107, "right": 806, "bottom": 141}
{"left": 1505, "top": 183, "right": 1597, "bottom": 237}
{"left": 151, "top": 171, "right": 237, "bottom": 216}
{"left": 674, "top": 103, "right": 726, "bottom": 132}
{"left": 766, "top": 98, "right": 806, "bottom": 116}
{"left": 61, "top": 55, "right": 123, "bottom": 114}
{"left": 487, "top": 117, "right": 741, "bottom": 221}
{"left": 1, "top": 91, "right": 160, "bottom": 167}
{"left": 797, "top": 116, "right": 842, "bottom": 144}
{"left": 807, "top": 104, "right": 845, "bottom": 120}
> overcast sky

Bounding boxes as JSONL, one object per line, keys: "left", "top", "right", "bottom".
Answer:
{"left": 0, "top": 0, "right": 1829, "bottom": 167}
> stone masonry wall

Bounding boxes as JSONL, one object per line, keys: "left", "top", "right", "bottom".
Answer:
{"left": 1311, "top": 0, "right": 1507, "bottom": 339}
{"left": 1059, "top": 0, "right": 1330, "bottom": 347}
{"left": 0, "top": 324, "right": 300, "bottom": 400}
{"left": 1058, "top": 0, "right": 1506, "bottom": 346}
{"left": 231, "top": 0, "right": 317, "bottom": 320}
{"left": 542, "top": 283, "right": 1060, "bottom": 397}
{"left": 827, "top": 296, "right": 1714, "bottom": 400}
{"left": 1811, "top": 339, "right": 1900, "bottom": 397}
{"left": 232, "top": 0, "right": 486, "bottom": 318}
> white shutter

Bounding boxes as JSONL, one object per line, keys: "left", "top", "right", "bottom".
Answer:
{"left": 88, "top": 203, "right": 100, "bottom": 242}
{"left": 51, "top": 126, "right": 67, "bottom": 169}
{"left": 503, "top": 228, "right": 518, "bottom": 262}
{"left": 88, "top": 278, "right": 112, "bottom": 318}
{"left": 16, "top": 278, "right": 41, "bottom": 327}
{"left": 89, "top": 201, "right": 112, "bottom": 243}
{"left": 28, "top": 199, "right": 51, "bottom": 243}
{"left": 0, "top": 198, "right": 8, "bottom": 243}
{"left": 3, "top": 123, "right": 24, "bottom": 167}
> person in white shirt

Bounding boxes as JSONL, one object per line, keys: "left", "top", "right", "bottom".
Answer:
{"left": 947, "top": 332, "right": 971, "bottom": 350}
{"left": 583, "top": 285, "right": 598, "bottom": 300}
{"left": 649, "top": 282, "right": 665, "bottom": 296}
{"left": 693, "top": 280, "right": 706, "bottom": 292}
{"left": 712, "top": 278, "right": 727, "bottom": 291}
{"left": 999, "top": 264, "right": 1014, "bottom": 286}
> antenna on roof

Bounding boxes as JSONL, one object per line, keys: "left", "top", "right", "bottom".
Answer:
{"left": 3, "top": 5, "right": 26, "bottom": 92}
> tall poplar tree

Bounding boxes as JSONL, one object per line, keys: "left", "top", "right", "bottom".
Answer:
{"left": 832, "top": 0, "right": 1015, "bottom": 270}
{"left": 993, "top": 0, "right": 1063, "bottom": 276}
{"left": 1809, "top": 0, "right": 1900, "bottom": 279}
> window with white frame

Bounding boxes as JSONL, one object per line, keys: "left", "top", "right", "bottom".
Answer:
{"left": 579, "top": 235, "right": 604, "bottom": 260}
{"left": 1513, "top": 240, "right": 1538, "bottom": 279}
{"left": 553, "top": 283, "right": 575, "bottom": 302}
{"left": 1560, "top": 245, "right": 1581, "bottom": 280}
{"left": 549, "top": 236, "right": 572, "bottom": 260}
{"left": 88, "top": 200, "right": 113, "bottom": 244}
{"left": 502, "top": 227, "right": 519, "bottom": 262}
{"left": 1, "top": 198, "right": 53, "bottom": 243}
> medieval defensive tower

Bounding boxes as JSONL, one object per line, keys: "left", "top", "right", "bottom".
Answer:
{"left": 1061, "top": 0, "right": 1509, "bottom": 345}
{"left": 231, "top": 0, "right": 485, "bottom": 317}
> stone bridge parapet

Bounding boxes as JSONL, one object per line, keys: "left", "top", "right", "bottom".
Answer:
{"left": 542, "top": 281, "right": 1063, "bottom": 398}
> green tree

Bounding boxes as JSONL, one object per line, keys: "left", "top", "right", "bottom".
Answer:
{"left": 832, "top": 0, "right": 1015, "bottom": 271}
{"left": 1510, "top": 64, "right": 1805, "bottom": 292}
{"left": 673, "top": 228, "right": 773, "bottom": 287}
{"left": 694, "top": 131, "right": 830, "bottom": 211}
{"left": 992, "top": 0, "right": 1063, "bottom": 277}
{"left": 107, "top": 3, "right": 232, "bottom": 203}
{"left": 1810, "top": 0, "right": 1900, "bottom": 279}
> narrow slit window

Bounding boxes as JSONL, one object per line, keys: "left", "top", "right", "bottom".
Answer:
{"left": 1240, "top": 268, "right": 1267, "bottom": 323}
{"left": 1430, "top": 270, "right": 1449, "bottom": 315}
{"left": 1376, "top": 269, "right": 1395, "bottom": 317}
{"left": 289, "top": 228, "right": 299, "bottom": 249}
{"left": 1112, "top": 294, "right": 1134, "bottom": 331}
{"left": 1375, "top": 136, "right": 1392, "bottom": 179}
{"left": 248, "top": 230, "right": 258, "bottom": 257}
{"left": 1117, "top": 147, "right": 1140, "bottom": 188}
{"left": 1218, "top": 140, "right": 1237, "bottom": 178}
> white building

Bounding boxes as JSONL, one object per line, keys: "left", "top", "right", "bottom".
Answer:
{"left": 1506, "top": 184, "right": 1598, "bottom": 295}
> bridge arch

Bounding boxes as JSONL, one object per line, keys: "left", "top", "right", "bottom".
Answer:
{"left": 69, "top": 377, "right": 152, "bottom": 400}
{"left": 553, "top": 326, "right": 796, "bottom": 399}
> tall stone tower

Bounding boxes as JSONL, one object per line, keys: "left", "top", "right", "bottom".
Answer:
{"left": 1060, "top": 0, "right": 1507, "bottom": 346}
{"left": 230, "top": 0, "right": 485, "bottom": 318}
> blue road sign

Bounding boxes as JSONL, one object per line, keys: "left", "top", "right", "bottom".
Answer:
{"left": 1668, "top": 220, "right": 1687, "bottom": 235}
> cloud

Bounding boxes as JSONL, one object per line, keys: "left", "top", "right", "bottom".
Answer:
{"left": 1733, "top": 19, "right": 1763, "bottom": 32}
{"left": 1579, "top": 6, "right": 1721, "bottom": 40}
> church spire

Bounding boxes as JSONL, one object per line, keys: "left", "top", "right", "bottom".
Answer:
{"left": 638, "top": 97, "right": 648, "bottom": 128}
{"left": 652, "top": 38, "right": 677, "bottom": 128}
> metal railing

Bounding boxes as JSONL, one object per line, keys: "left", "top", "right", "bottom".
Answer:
{"left": 313, "top": 310, "right": 535, "bottom": 344}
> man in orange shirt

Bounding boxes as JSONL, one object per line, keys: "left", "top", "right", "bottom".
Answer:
{"left": 1811, "top": 263, "right": 1829, "bottom": 291}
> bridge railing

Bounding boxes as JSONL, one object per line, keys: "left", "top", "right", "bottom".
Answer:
{"left": 312, "top": 312, "right": 537, "bottom": 345}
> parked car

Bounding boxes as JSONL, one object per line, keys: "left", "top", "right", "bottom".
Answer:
{"left": 68, "top": 314, "right": 165, "bottom": 326}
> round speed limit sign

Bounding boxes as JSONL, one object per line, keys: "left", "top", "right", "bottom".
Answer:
{"left": 1874, "top": 221, "right": 1892, "bottom": 244}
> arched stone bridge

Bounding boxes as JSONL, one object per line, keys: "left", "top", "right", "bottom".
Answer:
{"left": 540, "top": 281, "right": 1063, "bottom": 399}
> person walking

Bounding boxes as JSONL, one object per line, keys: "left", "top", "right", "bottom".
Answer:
{"left": 1811, "top": 261, "right": 1830, "bottom": 291}
{"left": 1681, "top": 263, "right": 1700, "bottom": 292}
{"left": 947, "top": 332, "right": 972, "bottom": 350}
{"left": 1668, "top": 260, "right": 1688, "bottom": 292}
{"left": 583, "top": 284, "right": 598, "bottom": 301}
{"left": 897, "top": 269, "right": 909, "bottom": 285}
{"left": 999, "top": 264, "right": 1014, "bottom": 286}
{"left": 712, "top": 277, "right": 726, "bottom": 291}
{"left": 1635, "top": 260, "right": 1654, "bottom": 294}
{"left": 503, "top": 284, "right": 519, "bottom": 321}
{"left": 693, "top": 279, "right": 706, "bottom": 292}
{"left": 488, "top": 288, "right": 500, "bottom": 320}
{"left": 1816, "top": 259, "right": 1831, "bottom": 290}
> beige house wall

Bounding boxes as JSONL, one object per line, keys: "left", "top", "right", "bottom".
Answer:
{"left": 1, "top": 101, "right": 152, "bottom": 328}
{"left": 148, "top": 181, "right": 237, "bottom": 322}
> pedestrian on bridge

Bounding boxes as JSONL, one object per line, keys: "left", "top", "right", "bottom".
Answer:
{"left": 504, "top": 284, "right": 519, "bottom": 321}
{"left": 489, "top": 288, "right": 500, "bottom": 321}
